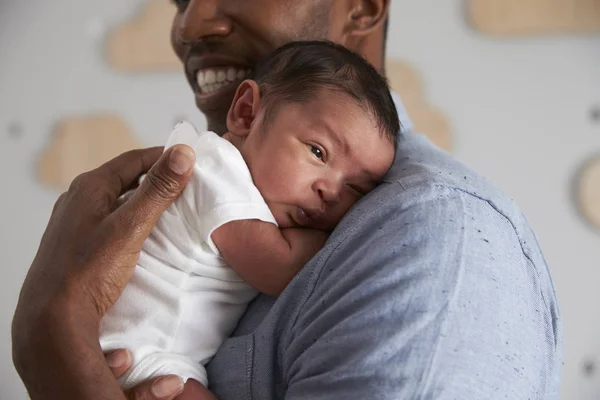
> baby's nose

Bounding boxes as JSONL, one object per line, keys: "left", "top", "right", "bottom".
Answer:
{"left": 316, "top": 183, "right": 341, "bottom": 204}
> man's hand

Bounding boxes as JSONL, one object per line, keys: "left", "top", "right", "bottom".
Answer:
{"left": 106, "top": 350, "right": 216, "bottom": 400}
{"left": 12, "top": 145, "right": 196, "bottom": 399}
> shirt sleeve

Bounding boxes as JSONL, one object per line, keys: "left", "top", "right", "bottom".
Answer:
{"left": 165, "top": 122, "right": 277, "bottom": 255}
{"left": 282, "top": 183, "right": 562, "bottom": 400}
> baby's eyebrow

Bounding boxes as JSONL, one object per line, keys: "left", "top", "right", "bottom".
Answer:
{"left": 320, "top": 121, "right": 348, "bottom": 155}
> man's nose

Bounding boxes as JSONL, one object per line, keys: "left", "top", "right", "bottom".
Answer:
{"left": 178, "top": 0, "right": 233, "bottom": 44}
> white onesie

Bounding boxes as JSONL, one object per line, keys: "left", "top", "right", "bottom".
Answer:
{"left": 99, "top": 121, "right": 277, "bottom": 388}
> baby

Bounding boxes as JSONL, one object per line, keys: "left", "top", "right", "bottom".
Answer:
{"left": 99, "top": 40, "right": 400, "bottom": 395}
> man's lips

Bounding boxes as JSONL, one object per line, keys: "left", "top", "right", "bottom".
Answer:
{"left": 185, "top": 56, "right": 253, "bottom": 97}
{"left": 195, "top": 67, "right": 251, "bottom": 96}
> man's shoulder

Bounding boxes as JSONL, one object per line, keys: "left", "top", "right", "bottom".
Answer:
{"left": 216, "top": 135, "right": 561, "bottom": 400}
{"left": 278, "top": 134, "right": 561, "bottom": 399}
{"left": 338, "top": 131, "right": 527, "bottom": 243}
{"left": 391, "top": 132, "right": 518, "bottom": 216}
{"left": 315, "top": 131, "right": 559, "bottom": 341}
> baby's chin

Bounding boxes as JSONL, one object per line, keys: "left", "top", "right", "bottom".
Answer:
{"left": 273, "top": 212, "right": 300, "bottom": 229}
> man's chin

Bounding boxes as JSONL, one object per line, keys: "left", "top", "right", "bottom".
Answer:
{"left": 194, "top": 92, "right": 235, "bottom": 135}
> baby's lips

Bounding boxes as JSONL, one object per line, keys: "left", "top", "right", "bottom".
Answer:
{"left": 295, "top": 207, "right": 312, "bottom": 227}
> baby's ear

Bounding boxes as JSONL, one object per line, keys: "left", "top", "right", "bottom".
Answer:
{"left": 226, "top": 80, "right": 261, "bottom": 138}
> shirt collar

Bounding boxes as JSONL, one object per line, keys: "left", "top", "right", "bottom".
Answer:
{"left": 391, "top": 91, "right": 413, "bottom": 135}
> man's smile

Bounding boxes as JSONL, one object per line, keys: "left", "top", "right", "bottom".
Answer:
{"left": 196, "top": 67, "right": 251, "bottom": 95}
{"left": 185, "top": 55, "right": 253, "bottom": 100}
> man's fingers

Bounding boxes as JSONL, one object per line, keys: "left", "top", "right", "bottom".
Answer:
{"left": 105, "top": 349, "right": 132, "bottom": 379}
{"left": 116, "top": 189, "right": 137, "bottom": 209}
{"left": 111, "top": 145, "right": 195, "bottom": 246}
{"left": 124, "top": 375, "right": 184, "bottom": 400}
{"left": 107, "top": 347, "right": 185, "bottom": 400}
{"left": 95, "top": 147, "right": 164, "bottom": 204}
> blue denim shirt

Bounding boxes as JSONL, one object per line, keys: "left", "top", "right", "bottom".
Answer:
{"left": 207, "top": 96, "right": 563, "bottom": 399}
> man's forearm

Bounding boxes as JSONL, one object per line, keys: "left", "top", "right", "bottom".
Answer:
{"left": 13, "top": 295, "right": 126, "bottom": 400}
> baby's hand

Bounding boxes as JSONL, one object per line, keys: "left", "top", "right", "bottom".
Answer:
{"left": 281, "top": 227, "right": 329, "bottom": 265}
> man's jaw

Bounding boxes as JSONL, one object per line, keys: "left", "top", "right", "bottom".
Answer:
{"left": 185, "top": 55, "right": 254, "bottom": 134}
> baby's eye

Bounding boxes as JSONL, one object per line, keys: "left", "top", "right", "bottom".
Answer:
{"left": 309, "top": 145, "right": 324, "bottom": 161}
{"left": 348, "top": 184, "right": 366, "bottom": 196}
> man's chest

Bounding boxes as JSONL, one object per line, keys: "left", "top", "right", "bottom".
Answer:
{"left": 207, "top": 295, "right": 283, "bottom": 400}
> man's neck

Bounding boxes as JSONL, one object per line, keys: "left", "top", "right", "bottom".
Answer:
{"left": 208, "top": 120, "right": 228, "bottom": 136}
{"left": 359, "top": 29, "right": 385, "bottom": 75}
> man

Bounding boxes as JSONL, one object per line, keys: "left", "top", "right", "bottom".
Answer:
{"left": 12, "top": 1, "right": 562, "bottom": 399}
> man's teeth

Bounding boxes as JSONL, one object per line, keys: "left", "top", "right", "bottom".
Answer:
{"left": 197, "top": 67, "right": 251, "bottom": 94}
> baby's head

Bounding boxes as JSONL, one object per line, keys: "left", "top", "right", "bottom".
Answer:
{"left": 225, "top": 41, "right": 399, "bottom": 231}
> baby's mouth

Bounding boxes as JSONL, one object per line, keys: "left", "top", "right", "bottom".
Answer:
{"left": 295, "top": 207, "right": 311, "bottom": 227}
{"left": 295, "top": 207, "right": 326, "bottom": 228}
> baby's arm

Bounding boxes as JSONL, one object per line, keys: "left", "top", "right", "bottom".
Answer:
{"left": 212, "top": 220, "right": 328, "bottom": 296}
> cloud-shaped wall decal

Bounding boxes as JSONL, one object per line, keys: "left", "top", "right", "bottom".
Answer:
{"left": 38, "top": 114, "right": 143, "bottom": 189}
{"left": 106, "top": 0, "right": 180, "bottom": 72}
{"left": 577, "top": 154, "right": 600, "bottom": 231}
{"left": 386, "top": 60, "right": 453, "bottom": 152}
{"left": 469, "top": 0, "right": 600, "bottom": 36}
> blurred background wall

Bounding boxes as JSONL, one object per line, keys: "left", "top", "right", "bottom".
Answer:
{"left": 0, "top": 0, "right": 599, "bottom": 398}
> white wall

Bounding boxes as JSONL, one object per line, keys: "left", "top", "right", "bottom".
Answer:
{"left": 0, "top": 0, "right": 598, "bottom": 398}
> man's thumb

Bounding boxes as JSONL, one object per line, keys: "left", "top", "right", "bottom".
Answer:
{"left": 117, "top": 144, "right": 195, "bottom": 244}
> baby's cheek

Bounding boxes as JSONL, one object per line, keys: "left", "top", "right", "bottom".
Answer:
{"left": 257, "top": 169, "right": 293, "bottom": 197}
{"left": 324, "top": 203, "right": 351, "bottom": 230}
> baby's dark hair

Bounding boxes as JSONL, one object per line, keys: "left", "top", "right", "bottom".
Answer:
{"left": 252, "top": 40, "right": 400, "bottom": 148}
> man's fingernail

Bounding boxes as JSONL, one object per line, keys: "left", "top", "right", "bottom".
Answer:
{"left": 168, "top": 146, "right": 195, "bottom": 175}
{"left": 106, "top": 350, "right": 129, "bottom": 368}
{"left": 152, "top": 376, "right": 184, "bottom": 398}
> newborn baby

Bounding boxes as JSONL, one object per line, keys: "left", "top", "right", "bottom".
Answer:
{"left": 100, "top": 40, "right": 400, "bottom": 395}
